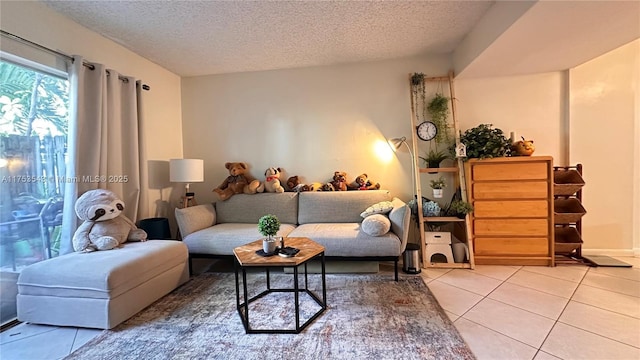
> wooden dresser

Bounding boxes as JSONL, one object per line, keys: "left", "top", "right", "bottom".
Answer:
{"left": 465, "top": 156, "right": 554, "bottom": 266}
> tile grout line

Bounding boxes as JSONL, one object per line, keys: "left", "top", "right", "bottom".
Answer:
{"left": 568, "top": 283, "right": 640, "bottom": 320}
{"left": 453, "top": 266, "right": 618, "bottom": 359}
{"left": 579, "top": 271, "right": 640, "bottom": 298}
{"left": 0, "top": 325, "right": 61, "bottom": 346}
{"left": 67, "top": 328, "right": 79, "bottom": 356}
{"left": 461, "top": 267, "right": 567, "bottom": 359}
{"left": 448, "top": 268, "right": 544, "bottom": 357}
{"left": 533, "top": 265, "right": 593, "bottom": 359}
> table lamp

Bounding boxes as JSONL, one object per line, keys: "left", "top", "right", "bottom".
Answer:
{"left": 170, "top": 159, "right": 204, "bottom": 208}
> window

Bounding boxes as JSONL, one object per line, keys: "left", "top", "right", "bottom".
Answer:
{"left": 0, "top": 59, "right": 69, "bottom": 326}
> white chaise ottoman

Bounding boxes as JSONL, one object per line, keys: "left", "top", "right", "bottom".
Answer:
{"left": 17, "top": 240, "right": 189, "bottom": 329}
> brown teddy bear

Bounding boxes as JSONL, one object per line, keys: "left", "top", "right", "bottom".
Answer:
{"left": 349, "top": 173, "right": 381, "bottom": 190}
{"left": 286, "top": 176, "right": 310, "bottom": 192}
{"left": 213, "top": 162, "right": 263, "bottom": 201}
{"left": 330, "top": 171, "right": 349, "bottom": 191}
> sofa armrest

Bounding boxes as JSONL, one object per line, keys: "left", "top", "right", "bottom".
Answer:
{"left": 388, "top": 197, "right": 411, "bottom": 254}
{"left": 175, "top": 204, "right": 216, "bottom": 238}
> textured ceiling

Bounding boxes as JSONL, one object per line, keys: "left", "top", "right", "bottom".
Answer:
{"left": 41, "top": 1, "right": 494, "bottom": 77}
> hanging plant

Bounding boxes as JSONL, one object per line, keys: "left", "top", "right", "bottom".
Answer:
{"left": 427, "top": 93, "right": 450, "bottom": 144}
{"left": 410, "top": 72, "right": 425, "bottom": 86}
{"left": 410, "top": 73, "right": 427, "bottom": 124}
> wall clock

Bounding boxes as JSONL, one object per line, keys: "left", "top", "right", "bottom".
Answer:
{"left": 416, "top": 121, "right": 437, "bottom": 141}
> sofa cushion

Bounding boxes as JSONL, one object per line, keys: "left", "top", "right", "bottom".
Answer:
{"left": 17, "top": 240, "right": 188, "bottom": 299}
{"left": 288, "top": 223, "right": 401, "bottom": 257}
{"left": 388, "top": 197, "right": 411, "bottom": 253}
{"left": 298, "top": 190, "right": 391, "bottom": 224}
{"left": 361, "top": 214, "right": 391, "bottom": 236}
{"left": 175, "top": 203, "right": 215, "bottom": 237}
{"left": 216, "top": 193, "right": 298, "bottom": 224}
{"left": 360, "top": 201, "right": 393, "bottom": 218}
{"left": 183, "top": 223, "right": 296, "bottom": 255}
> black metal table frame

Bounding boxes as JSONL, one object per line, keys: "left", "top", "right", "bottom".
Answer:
{"left": 234, "top": 252, "right": 327, "bottom": 334}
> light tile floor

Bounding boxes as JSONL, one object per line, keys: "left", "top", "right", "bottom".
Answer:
{"left": 422, "top": 257, "right": 640, "bottom": 360}
{"left": 1, "top": 257, "right": 638, "bottom": 360}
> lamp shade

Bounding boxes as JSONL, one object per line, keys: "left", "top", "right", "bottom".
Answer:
{"left": 388, "top": 137, "right": 407, "bottom": 152}
{"left": 169, "top": 159, "right": 204, "bottom": 183}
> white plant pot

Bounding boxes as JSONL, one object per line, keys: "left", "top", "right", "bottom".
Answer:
{"left": 432, "top": 189, "right": 443, "bottom": 198}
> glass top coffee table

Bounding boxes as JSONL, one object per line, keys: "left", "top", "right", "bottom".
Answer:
{"left": 233, "top": 237, "right": 327, "bottom": 334}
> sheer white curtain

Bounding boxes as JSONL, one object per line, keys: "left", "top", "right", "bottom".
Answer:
{"left": 59, "top": 55, "right": 146, "bottom": 254}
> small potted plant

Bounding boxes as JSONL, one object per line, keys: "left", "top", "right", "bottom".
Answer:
{"left": 429, "top": 177, "right": 446, "bottom": 198}
{"left": 446, "top": 199, "right": 474, "bottom": 219}
{"left": 420, "top": 149, "right": 450, "bottom": 169}
{"left": 258, "top": 214, "right": 280, "bottom": 254}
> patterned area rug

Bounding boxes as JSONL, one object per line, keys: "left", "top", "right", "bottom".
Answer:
{"left": 66, "top": 272, "right": 475, "bottom": 360}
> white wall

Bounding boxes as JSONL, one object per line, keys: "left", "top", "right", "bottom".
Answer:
{"left": 181, "top": 55, "right": 451, "bottom": 204}
{"left": 0, "top": 1, "right": 183, "bottom": 221}
{"left": 569, "top": 39, "right": 639, "bottom": 255}
{"left": 456, "top": 72, "right": 566, "bottom": 162}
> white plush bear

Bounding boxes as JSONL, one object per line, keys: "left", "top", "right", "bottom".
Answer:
{"left": 264, "top": 167, "right": 285, "bottom": 193}
{"left": 72, "top": 189, "right": 147, "bottom": 252}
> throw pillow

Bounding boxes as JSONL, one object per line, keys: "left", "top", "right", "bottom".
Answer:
{"left": 360, "top": 201, "right": 393, "bottom": 218}
{"left": 361, "top": 214, "right": 391, "bottom": 236}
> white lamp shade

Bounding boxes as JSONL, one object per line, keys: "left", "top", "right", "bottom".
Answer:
{"left": 388, "top": 137, "right": 407, "bottom": 152}
{"left": 169, "top": 159, "right": 204, "bottom": 183}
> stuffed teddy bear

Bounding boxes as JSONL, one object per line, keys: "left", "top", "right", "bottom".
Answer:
{"left": 72, "top": 189, "right": 147, "bottom": 252}
{"left": 320, "top": 182, "right": 335, "bottom": 191}
{"left": 213, "top": 162, "right": 263, "bottom": 201}
{"left": 264, "top": 167, "right": 285, "bottom": 193}
{"left": 286, "top": 175, "right": 310, "bottom": 192}
{"left": 308, "top": 182, "right": 323, "bottom": 191}
{"left": 349, "top": 173, "right": 381, "bottom": 190}
{"left": 330, "top": 171, "right": 349, "bottom": 191}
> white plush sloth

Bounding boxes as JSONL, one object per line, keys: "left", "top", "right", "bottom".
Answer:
{"left": 72, "top": 189, "right": 147, "bottom": 252}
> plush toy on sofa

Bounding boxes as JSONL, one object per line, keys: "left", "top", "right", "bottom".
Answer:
{"left": 348, "top": 173, "right": 381, "bottom": 190}
{"left": 330, "top": 171, "right": 349, "bottom": 191}
{"left": 286, "top": 176, "right": 310, "bottom": 192}
{"left": 321, "top": 183, "right": 336, "bottom": 191}
{"left": 264, "top": 167, "right": 285, "bottom": 193}
{"left": 213, "top": 162, "right": 264, "bottom": 201}
{"left": 72, "top": 189, "right": 147, "bottom": 252}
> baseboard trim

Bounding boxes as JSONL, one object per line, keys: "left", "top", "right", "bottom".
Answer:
{"left": 581, "top": 248, "right": 637, "bottom": 257}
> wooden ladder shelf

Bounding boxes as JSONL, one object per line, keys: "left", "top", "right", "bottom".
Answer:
{"left": 408, "top": 71, "right": 475, "bottom": 269}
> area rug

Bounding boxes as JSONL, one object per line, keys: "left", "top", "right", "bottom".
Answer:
{"left": 66, "top": 273, "right": 475, "bottom": 360}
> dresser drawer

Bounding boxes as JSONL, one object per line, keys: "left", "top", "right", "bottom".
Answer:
{"left": 472, "top": 162, "right": 548, "bottom": 181}
{"left": 472, "top": 181, "right": 548, "bottom": 199}
{"left": 475, "top": 237, "right": 550, "bottom": 256}
{"left": 474, "top": 200, "right": 548, "bottom": 218}
{"left": 474, "top": 219, "right": 549, "bottom": 236}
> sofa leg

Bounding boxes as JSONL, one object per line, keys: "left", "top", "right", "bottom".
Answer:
{"left": 188, "top": 256, "right": 193, "bottom": 277}
{"left": 394, "top": 260, "right": 398, "bottom": 281}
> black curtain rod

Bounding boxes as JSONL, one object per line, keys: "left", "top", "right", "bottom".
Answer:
{"left": 1, "top": 29, "right": 150, "bottom": 91}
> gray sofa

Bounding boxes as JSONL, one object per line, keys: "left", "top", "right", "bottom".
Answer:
{"left": 175, "top": 190, "right": 410, "bottom": 280}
